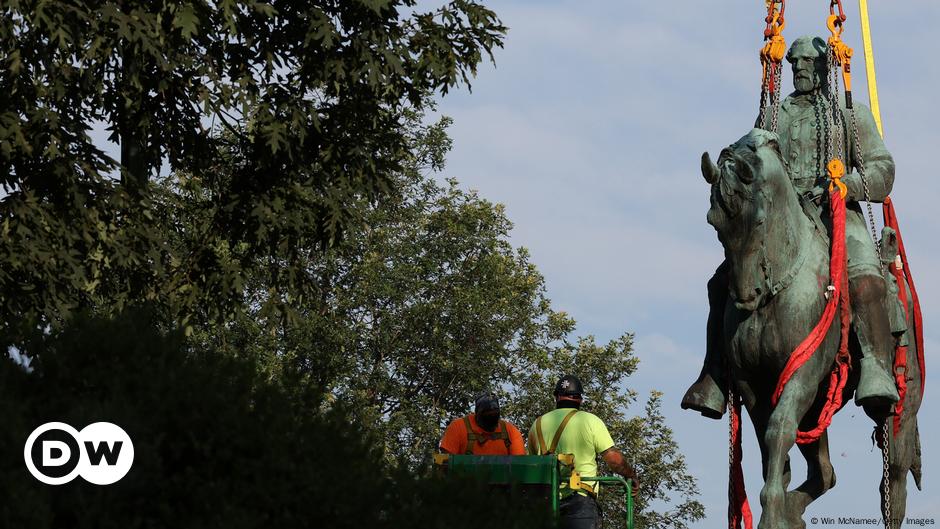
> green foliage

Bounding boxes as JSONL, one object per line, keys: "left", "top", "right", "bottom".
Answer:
{"left": 0, "top": 0, "right": 506, "bottom": 336}
{"left": 0, "top": 311, "right": 549, "bottom": 529}
{"left": 185, "top": 114, "right": 704, "bottom": 529}
{"left": 183, "top": 111, "right": 564, "bottom": 458}
{"left": 504, "top": 335, "right": 705, "bottom": 529}
{"left": 1, "top": 6, "right": 703, "bottom": 522}
{"left": 627, "top": 393, "right": 707, "bottom": 529}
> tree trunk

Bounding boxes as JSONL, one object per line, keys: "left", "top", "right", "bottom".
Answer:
{"left": 119, "top": 46, "right": 148, "bottom": 193}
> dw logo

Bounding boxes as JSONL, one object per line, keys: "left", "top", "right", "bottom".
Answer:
{"left": 24, "top": 422, "right": 134, "bottom": 485}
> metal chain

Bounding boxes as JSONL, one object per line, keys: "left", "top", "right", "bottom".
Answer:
{"left": 758, "top": 0, "right": 786, "bottom": 133}
{"left": 813, "top": 90, "right": 826, "bottom": 185}
{"left": 728, "top": 387, "right": 735, "bottom": 523}
{"left": 758, "top": 66, "right": 771, "bottom": 130}
{"left": 816, "top": 89, "right": 833, "bottom": 178}
{"left": 828, "top": 51, "right": 845, "bottom": 163}
{"left": 849, "top": 110, "right": 883, "bottom": 261}
{"left": 823, "top": 13, "right": 889, "bottom": 529}
{"left": 728, "top": 387, "right": 735, "bottom": 469}
{"left": 881, "top": 421, "right": 891, "bottom": 529}
{"left": 826, "top": 47, "right": 883, "bottom": 264}
{"left": 758, "top": 64, "right": 782, "bottom": 133}
{"left": 770, "top": 65, "right": 783, "bottom": 132}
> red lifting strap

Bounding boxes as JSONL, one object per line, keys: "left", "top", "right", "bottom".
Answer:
{"left": 731, "top": 186, "right": 851, "bottom": 529}
{"left": 883, "top": 197, "right": 925, "bottom": 436}
{"left": 890, "top": 256, "right": 909, "bottom": 436}
{"left": 883, "top": 197, "right": 925, "bottom": 395}
{"left": 772, "top": 186, "right": 852, "bottom": 445}
{"left": 728, "top": 393, "right": 753, "bottom": 529}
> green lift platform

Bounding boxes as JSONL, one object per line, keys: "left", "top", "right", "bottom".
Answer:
{"left": 434, "top": 454, "right": 633, "bottom": 529}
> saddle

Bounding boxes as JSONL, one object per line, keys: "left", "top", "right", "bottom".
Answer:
{"left": 797, "top": 191, "right": 907, "bottom": 339}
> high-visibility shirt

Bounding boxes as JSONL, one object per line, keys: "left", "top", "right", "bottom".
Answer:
{"left": 527, "top": 408, "right": 615, "bottom": 496}
{"left": 439, "top": 414, "right": 526, "bottom": 455}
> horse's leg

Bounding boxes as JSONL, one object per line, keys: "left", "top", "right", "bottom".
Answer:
{"left": 759, "top": 383, "right": 817, "bottom": 529}
{"left": 737, "top": 380, "right": 796, "bottom": 527}
{"left": 785, "top": 394, "right": 838, "bottom": 515}
{"left": 753, "top": 422, "right": 795, "bottom": 496}
{"left": 787, "top": 432, "right": 836, "bottom": 517}
{"left": 743, "top": 396, "right": 792, "bottom": 489}
{"left": 884, "top": 409, "right": 920, "bottom": 527}
{"left": 885, "top": 419, "right": 906, "bottom": 529}
{"left": 882, "top": 294, "right": 922, "bottom": 529}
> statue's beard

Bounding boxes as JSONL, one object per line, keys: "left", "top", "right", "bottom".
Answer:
{"left": 794, "top": 74, "right": 819, "bottom": 93}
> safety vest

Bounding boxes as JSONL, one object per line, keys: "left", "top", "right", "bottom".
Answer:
{"left": 463, "top": 416, "right": 512, "bottom": 454}
{"left": 533, "top": 409, "right": 579, "bottom": 455}
{"left": 533, "top": 410, "right": 598, "bottom": 498}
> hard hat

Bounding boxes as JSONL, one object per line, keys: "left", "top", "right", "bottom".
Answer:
{"left": 553, "top": 374, "right": 584, "bottom": 397}
{"left": 474, "top": 391, "right": 500, "bottom": 414}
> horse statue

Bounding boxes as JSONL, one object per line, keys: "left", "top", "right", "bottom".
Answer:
{"left": 701, "top": 128, "right": 922, "bottom": 529}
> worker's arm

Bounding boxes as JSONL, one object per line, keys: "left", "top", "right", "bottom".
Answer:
{"left": 600, "top": 447, "right": 640, "bottom": 496}
{"left": 507, "top": 423, "right": 527, "bottom": 455}
{"left": 438, "top": 419, "right": 464, "bottom": 455}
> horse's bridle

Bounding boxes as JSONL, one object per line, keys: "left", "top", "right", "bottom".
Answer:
{"left": 724, "top": 145, "right": 812, "bottom": 306}
{"left": 758, "top": 229, "right": 810, "bottom": 301}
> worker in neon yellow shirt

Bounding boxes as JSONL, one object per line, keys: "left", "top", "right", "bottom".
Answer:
{"left": 527, "top": 374, "right": 639, "bottom": 529}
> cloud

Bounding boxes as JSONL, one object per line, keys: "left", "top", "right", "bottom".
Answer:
{"left": 434, "top": 2, "right": 940, "bottom": 527}
{"left": 632, "top": 332, "right": 701, "bottom": 381}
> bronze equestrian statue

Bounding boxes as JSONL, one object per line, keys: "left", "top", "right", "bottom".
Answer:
{"left": 681, "top": 36, "right": 923, "bottom": 529}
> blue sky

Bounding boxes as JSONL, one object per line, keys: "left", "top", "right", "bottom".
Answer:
{"left": 433, "top": 1, "right": 940, "bottom": 526}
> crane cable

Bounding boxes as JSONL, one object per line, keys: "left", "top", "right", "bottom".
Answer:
{"left": 858, "top": 4, "right": 926, "bottom": 529}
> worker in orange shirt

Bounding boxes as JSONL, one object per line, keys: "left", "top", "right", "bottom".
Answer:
{"left": 439, "top": 392, "right": 526, "bottom": 455}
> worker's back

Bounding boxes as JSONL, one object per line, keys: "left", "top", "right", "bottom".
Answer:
{"left": 527, "top": 408, "right": 615, "bottom": 490}
{"left": 441, "top": 414, "right": 526, "bottom": 455}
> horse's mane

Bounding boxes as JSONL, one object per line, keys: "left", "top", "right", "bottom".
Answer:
{"left": 711, "top": 130, "right": 782, "bottom": 217}
{"left": 712, "top": 128, "right": 827, "bottom": 239}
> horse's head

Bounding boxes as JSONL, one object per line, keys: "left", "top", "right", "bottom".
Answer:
{"left": 702, "top": 128, "right": 793, "bottom": 311}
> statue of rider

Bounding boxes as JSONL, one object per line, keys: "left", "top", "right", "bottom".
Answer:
{"left": 682, "top": 36, "right": 900, "bottom": 420}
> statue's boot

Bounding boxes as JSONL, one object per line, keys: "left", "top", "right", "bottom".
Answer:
{"left": 681, "top": 357, "right": 726, "bottom": 419}
{"left": 850, "top": 274, "right": 900, "bottom": 420}
{"left": 681, "top": 263, "right": 729, "bottom": 419}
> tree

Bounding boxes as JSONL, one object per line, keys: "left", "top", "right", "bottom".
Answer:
{"left": 505, "top": 335, "right": 706, "bottom": 529}
{"left": 2, "top": 5, "right": 702, "bottom": 527}
{"left": 0, "top": 310, "right": 551, "bottom": 529}
{"left": 186, "top": 113, "right": 704, "bottom": 528}
{"left": 0, "top": 0, "right": 506, "bottom": 338}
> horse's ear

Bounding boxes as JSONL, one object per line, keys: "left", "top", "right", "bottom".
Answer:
{"left": 737, "top": 157, "right": 755, "bottom": 184}
{"left": 701, "top": 152, "right": 719, "bottom": 184}
{"left": 766, "top": 137, "right": 781, "bottom": 154}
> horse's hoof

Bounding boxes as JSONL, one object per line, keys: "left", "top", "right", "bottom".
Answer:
{"left": 681, "top": 378, "right": 726, "bottom": 419}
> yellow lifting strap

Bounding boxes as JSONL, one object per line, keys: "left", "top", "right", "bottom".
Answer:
{"left": 858, "top": 0, "right": 884, "bottom": 137}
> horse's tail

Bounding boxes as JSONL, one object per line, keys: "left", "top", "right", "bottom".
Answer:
{"left": 911, "top": 422, "right": 923, "bottom": 490}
